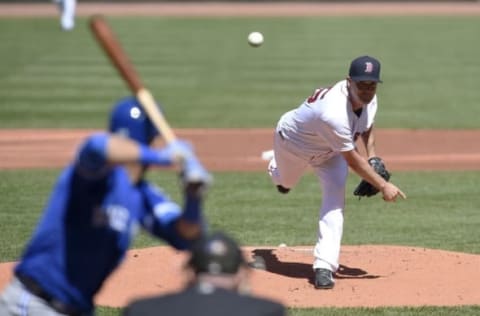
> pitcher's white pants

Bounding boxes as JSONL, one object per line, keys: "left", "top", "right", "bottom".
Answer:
{"left": 268, "top": 131, "right": 347, "bottom": 272}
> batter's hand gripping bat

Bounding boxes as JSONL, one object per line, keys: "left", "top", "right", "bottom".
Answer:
{"left": 89, "top": 15, "right": 176, "bottom": 144}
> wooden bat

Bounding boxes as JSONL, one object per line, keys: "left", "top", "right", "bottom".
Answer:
{"left": 89, "top": 15, "right": 176, "bottom": 144}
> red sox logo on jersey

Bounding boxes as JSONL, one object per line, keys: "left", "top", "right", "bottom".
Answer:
{"left": 364, "top": 62, "right": 374, "bottom": 73}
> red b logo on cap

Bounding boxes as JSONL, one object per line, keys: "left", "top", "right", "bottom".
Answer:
{"left": 364, "top": 62, "right": 373, "bottom": 73}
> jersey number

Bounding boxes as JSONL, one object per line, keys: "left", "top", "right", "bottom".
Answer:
{"left": 307, "top": 87, "right": 331, "bottom": 103}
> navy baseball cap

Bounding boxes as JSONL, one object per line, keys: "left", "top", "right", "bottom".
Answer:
{"left": 187, "top": 231, "right": 247, "bottom": 275}
{"left": 349, "top": 55, "right": 382, "bottom": 83}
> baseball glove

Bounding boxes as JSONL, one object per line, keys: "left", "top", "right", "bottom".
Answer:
{"left": 353, "top": 157, "right": 391, "bottom": 198}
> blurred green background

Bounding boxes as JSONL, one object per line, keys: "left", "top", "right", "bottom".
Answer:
{"left": 1, "top": 16, "right": 479, "bottom": 129}
{"left": 1, "top": 13, "right": 479, "bottom": 316}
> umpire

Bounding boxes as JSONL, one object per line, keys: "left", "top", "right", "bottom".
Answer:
{"left": 123, "top": 231, "right": 286, "bottom": 316}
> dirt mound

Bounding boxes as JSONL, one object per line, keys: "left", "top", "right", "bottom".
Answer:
{"left": 2, "top": 245, "right": 479, "bottom": 308}
{"left": 94, "top": 245, "right": 480, "bottom": 307}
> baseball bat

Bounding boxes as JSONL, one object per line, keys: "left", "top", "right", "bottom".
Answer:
{"left": 89, "top": 15, "right": 176, "bottom": 144}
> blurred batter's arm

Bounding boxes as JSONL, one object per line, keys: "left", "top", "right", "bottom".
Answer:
{"left": 76, "top": 133, "right": 177, "bottom": 174}
{"left": 139, "top": 183, "right": 203, "bottom": 249}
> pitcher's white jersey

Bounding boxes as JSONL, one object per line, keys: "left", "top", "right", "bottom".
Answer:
{"left": 277, "top": 80, "right": 377, "bottom": 159}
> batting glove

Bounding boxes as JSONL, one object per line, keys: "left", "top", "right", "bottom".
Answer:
{"left": 164, "top": 139, "right": 195, "bottom": 163}
{"left": 183, "top": 155, "right": 212, "bottom": 186}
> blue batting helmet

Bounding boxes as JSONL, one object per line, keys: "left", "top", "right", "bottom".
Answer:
{"left": 108, "top": 96, "right": 159, "bottom": 145}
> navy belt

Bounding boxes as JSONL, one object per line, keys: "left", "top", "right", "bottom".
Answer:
{"left": 16, "top": 273, "right": 84, "bottom": 316}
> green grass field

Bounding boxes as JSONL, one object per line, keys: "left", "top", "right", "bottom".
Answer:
{"left": 1, "top": 16, "right": 480, "bottom": 129}
{"left": 1, "top": 15, "right": 480, "bottom": 315}
{"left": 1, "top": 169, "right": 480, "bottom": 261}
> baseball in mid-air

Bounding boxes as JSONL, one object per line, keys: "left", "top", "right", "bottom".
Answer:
{"left": 248, "top": 31, "right": 264, "bottom": 47}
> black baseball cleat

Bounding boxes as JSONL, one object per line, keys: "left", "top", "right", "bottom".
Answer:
{"left": 314, "top": 268, "right": 335, "bottom": 289}
{"left": 276, "top": 185, "right": 290, "bottom": 194}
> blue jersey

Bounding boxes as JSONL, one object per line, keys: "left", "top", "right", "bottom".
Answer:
{"left": 15, "top": 133, "right": 192, "bottom": 313}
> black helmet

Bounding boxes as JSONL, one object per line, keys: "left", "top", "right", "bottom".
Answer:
{"left": 188, "top": 231, "right": 246, "bottom": 275}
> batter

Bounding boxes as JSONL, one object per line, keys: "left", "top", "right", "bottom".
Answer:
{"left": 0, "top": 96, "right": 211, "bottom": 315}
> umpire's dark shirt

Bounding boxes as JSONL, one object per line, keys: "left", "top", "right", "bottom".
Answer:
{"left": 123, "top": 283, "right": 286, "bottom": 316}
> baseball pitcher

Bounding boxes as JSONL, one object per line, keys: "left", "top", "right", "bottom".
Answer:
{"left": 266, "top": 56, "right": 406, "bottom": 289}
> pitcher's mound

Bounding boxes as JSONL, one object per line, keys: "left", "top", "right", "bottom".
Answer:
{"left": 89, "top": 245, "right": 480, "bottom": 308}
